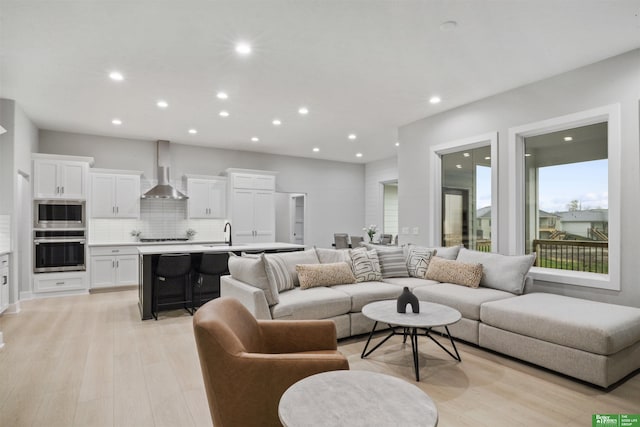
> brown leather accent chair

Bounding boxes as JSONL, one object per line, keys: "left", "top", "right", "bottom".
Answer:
{"left": 193, "top": 297, "right": 349, "bottom": 426}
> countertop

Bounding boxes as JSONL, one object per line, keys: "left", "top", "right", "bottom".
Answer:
{"left": 0, "top": 250, "right": 10, "bottom": 257}
{"left": 137, "top": 242, "right": 306, "bottom": 255}
{"left": 89, "top": 240, "right": 226, "bottom": 247}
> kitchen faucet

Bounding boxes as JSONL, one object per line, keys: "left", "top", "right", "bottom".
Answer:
{"left": 224, "top": 222, "right": 232, "bottom": 246}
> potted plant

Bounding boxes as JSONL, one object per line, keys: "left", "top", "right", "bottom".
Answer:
{"left": 363, "top": 225, "right": 377, "bottom": 243}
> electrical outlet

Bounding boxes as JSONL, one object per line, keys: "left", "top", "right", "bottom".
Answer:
{"left": 401, "top": 227, "right": 409, "bottom": 234}
{"left": 412, "top": 227, "right": 419, "bottom": 235}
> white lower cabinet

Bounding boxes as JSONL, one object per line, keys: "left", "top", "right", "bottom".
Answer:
{"left": 1, "top": 254, "right": 9, "bottom": 313}
{"left": 90, "top": 246, "right": 138, "bottom": 289}
{"left": 33, "top": 271, "right": 87, "bottom": 293}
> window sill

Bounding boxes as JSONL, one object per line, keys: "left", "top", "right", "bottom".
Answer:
{"left": 528, "top": 267, "right": 618, "bottom": 291}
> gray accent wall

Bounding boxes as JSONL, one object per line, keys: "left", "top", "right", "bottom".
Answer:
{"left": 398, "top": 48, "right": 640, "bottom": 307}
{"left": 38, "top": 130, "right": 365, "bottom": 248}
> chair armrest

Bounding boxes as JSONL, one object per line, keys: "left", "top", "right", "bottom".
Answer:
{"left": 220, "top": 275, "right": 272, "bottom": 319}
{"left": 258, "top": 319, "right": 338, "bottom": 353}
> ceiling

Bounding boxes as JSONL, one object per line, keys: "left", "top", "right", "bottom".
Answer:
{"left": 1, "top": 1, "right": 639, "bottom": 164}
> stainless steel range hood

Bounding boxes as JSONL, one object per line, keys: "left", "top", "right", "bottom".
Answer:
{"left": 141, "top": 140, "right": 188, "bottom": 200}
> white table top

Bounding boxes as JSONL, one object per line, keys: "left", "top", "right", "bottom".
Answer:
{"left": 279, "top": 370, "right": 438, "bottom": 427}
{"left": 362, "top": 300, "right": 461, "bottom": 328}
{"left": 137, "top": 242, "right": 306, "bottom": 255}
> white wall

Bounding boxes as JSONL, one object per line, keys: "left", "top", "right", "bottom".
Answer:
{"left": 364, "top": 157, "right": 398, "bottom": 241}
{"left": 39, "top": 130, "right": 366, "bottom": 248}
{"left": 398, "top": 48, "right": 640, "bottom": 307}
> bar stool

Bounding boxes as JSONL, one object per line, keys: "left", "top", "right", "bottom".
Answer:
{"left": 194, "top": 253, "right": 228, "bottom": 308}
{"left": 153, "top": 253, "right": 193, "bottom": 320}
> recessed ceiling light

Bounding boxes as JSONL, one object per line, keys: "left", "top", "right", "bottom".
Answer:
{"left": 348, "top": 134, "right": 357, "bottom": 140}
{"left": 219, "top": 111, "right": 230, "bottom": 117}
{"left": 235, "top": 42, "right": 252, "bottom": 55}
{"left": 251, "top": 137, "right": 259, "bottom": 142}
{"left": 525, "top": 153, "right": 532, "bottom": 157}
{"left": 188, "top": 129, "right": 198, "bottom": 134}
{"left": 313, "top": 147, "right": 320, "bottom": 152}
{"left": 564, "top": 136, "right": 573, "bottom": 142}
{"left": 216, "top": 91, "right": 228, "bottom": 100}
{"left": 157, "top": 100, "right": 169, "bottom": 108}
{"left": 395, "top": 142, "right": 400, "bottom": 147}
{"left": 456, "top": 164, "right": 462, "bottom": 169}
{"left": 440, "top": 21, "right": 458, "bottom": 31}
{"left": 429, "top": 96, "right": 441, "bottom": 104}
{"left": 272, "top": 119, "right": 282, "bottom": 126}
{"left": 298, "top": 107, "right": 309, "bottom": 115}
{"left": 111, "top": 118, "right": 122, "bottom": 126}
{"left": 356, "top": 152, "right": 363, "bottom": 158}
{"left": 463, "top": 152, "right": 470, "bottom": 157}
{"left": 109, "top": 71, "right": 124, "bottom": 81}
{"left": 484, "top": 156, "right": 491, "bottom": 160}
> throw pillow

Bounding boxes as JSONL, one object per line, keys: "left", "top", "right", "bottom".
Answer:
{"left": 406, "top": 247, "right": 437, "bottom": 278}
{"left": 263, "top": 249, "right": 320, "bottom": 290}
{"left": 425, "top": 257, "right": 483, "bottom": 288}
{"left": 404, "top": 244, "right": 461, "bottom": 260}
{"left": 296, "top": 262, "right": 356, "bottom": 289}
{"left": 455, "top": 247, "right": 535, "bottom": 295}
{"left": 376, "top": 247, "right": 409, "bottom": 278}
{"left": 349, "top": 247, "right": 382, "bottom": 282}
{"left": 227, "top": 253, "right": 279, "bottom": 305}
{"left": 262, "top": 254, "right": 294, "bottom": 292}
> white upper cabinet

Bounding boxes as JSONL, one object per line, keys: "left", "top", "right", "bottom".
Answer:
{"left": 90, "top": 171, "right": 141, "bottom": 218}
{"left": 226, "top": 169, "right": 277, "bottom": 244}
{"left": 34, "top": 159, "right": 88, "bottom": 199}
{"left": 185, "top": 176, "right": 227, "bottom": 219}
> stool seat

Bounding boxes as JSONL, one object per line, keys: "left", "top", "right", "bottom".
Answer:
{"left": 194, "top": 253, "right": 228, "bottom": 308}
{"left": 153, "top": 253, "right": 193, "bottom": 320}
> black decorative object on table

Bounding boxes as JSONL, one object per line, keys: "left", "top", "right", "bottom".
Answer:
{"left": 397, "top": 286, "right": 420, "bottom": 313}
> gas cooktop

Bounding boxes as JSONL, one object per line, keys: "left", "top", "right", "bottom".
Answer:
{"left": 139, "top": 238, "right": 189, "bottom": 242}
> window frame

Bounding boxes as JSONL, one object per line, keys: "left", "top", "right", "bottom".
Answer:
{"left": 430, "top": 132, "right": 499, "bottom": 251}
{"left": 507, "top": 104, "right": 621, "bottom": 290}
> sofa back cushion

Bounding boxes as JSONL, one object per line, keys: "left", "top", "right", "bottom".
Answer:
{"left": 296, "top": 262, "right": 356, "bottom": 289}
{"left": 349, "top": 247, "right": 382, "bottom": 282}
{"left": 228, "top": 253, "right": 279, "bottom": 305}
{"left": 456, "top": 247, "right": 535, "bottom": 295}
{"left": 263, "top": 249, "right": 320, "bottom": 293}
{"left": 404, "top": 244, "right": 460, "bottom": 260}
{"left": 376, "top": 247, "right": 409, "bottom": 278}
{"left": 315, "top": 247, "right": 351, "bottom": 264}
{"left": 425, "top": 257, "right": 483, "bottom": 288}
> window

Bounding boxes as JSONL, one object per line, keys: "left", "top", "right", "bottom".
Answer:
{"left": 382, "top": 181, "right": 398, "bottom": 238}
{"left": 431, "top": 132, "right": 498, "bottom": 251}
{"left": 508, "top": 105, "right": 620, "bottom": 290}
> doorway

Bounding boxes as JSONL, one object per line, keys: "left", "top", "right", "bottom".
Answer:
{"left": 275, "top": 192, "right": 306, "bottom": 245}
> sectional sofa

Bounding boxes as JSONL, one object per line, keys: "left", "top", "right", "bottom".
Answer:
{"left": 220, "top": 245, "right": 640, "bottom": 387}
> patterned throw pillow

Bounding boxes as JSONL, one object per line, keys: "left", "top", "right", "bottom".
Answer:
{"left": 425, "top": 256, "right": 483, "bottom": 288}
{"left": 406, "top": 247, "right": 437, "bottom": 278}
{"left": 349, "top": 247, "right": 382, "bottom": 282}
{"left": 296, "top": 262, "right": 356, "bottom": 289}
{"left": 228, "top": 253, "right": 279, "bottom": 305}
{"left": 262, "top": 254, "right": 294, "bottom": 292}
{"left": 376, "top": 247, "right": 409, "bottom": 278}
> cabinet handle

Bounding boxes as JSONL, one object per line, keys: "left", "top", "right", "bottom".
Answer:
{"left": 112, "top": 250, "right": 119, "bottom": 253}
{"left": 2, "top": 276, "right": 6, "bottom": 285}
{"left": 116, "top": 260, "right": 119, "bottom": 268}
{"left": 116, "top": 206, "right": 119, "bottom": 214}
{"left": 56, "top": 186, "right": 60, "bottom": 194}
{"left": 56, "top": 281, "right": 65, "bottom": 285}
{"left": 112, "top": 206, "right": 115, "bottom": 213}
{"left": 112, "top": 260, "right": 115, "bottom": 268}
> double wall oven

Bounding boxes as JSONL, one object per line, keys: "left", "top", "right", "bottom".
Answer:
{"left": 34, "top": 200, "right": 86, "bottom": 273}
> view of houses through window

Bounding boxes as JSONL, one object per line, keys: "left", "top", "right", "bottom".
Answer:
{"left": 524, "top": 122, "right": 608, "bottom": 273}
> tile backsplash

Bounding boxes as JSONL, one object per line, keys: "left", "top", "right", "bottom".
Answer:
{"left": 89, "top": 179, "right": 227, "bottom": 243}
{"left": 0, "top": 215, "right": 10, "bottom": 251}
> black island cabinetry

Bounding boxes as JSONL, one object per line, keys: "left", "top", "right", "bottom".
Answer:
{"left": 137, "top": 243, "right": 304, "bottom": 320}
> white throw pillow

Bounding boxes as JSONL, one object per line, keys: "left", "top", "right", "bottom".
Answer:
{"left": 406, "top": 247, "right": 437, "bottom": 278}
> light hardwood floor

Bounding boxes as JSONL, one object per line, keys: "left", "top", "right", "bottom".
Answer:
{"left": 0, "top": 290, "right": 638, "bottom": 426}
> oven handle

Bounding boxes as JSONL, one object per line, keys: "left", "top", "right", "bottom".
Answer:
{"left": 34, "top": 239, "right": 86, "bottom": 244}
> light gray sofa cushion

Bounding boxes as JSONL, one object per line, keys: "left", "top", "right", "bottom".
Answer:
{"left": 228, "top": 253, "right": 279, "bottom": 305}
{"left": 331, "top": 281, "right": 403, "bottom": 311}
{"left": 404, "top": 244, "right": 460, "bottom": 260}
{"left": 456, "top": 247, "right": 535, "bottom": 295}
{"left": 270, "top": 286, "right": 352, "bottom": 320}
{"left": 413, "top": 283, "right": 516, "bottom": 320}
{"left": 480, "top": 293, "right": 640, "bottom": 355}
{"left": 315, "top": 247, "right": 351, "bottom": 264}
{"left": 382, "top": 277, "right": 440, "bottom": 290}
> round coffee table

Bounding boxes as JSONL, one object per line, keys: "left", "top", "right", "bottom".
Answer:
{"left": 361, "top": 300, "right": 462, "bottom": 381}
{"left": 278, "top": 370, "right": 438, "bottom": 427}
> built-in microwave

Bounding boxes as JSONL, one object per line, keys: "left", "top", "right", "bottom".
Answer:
{"left": 34, "top": 200, "right": 85, "bottom": 229}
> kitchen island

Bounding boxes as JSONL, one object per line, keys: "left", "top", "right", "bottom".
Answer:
{"left": 138, "top": 242, "right": 305, "bottom": 320}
